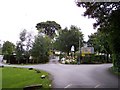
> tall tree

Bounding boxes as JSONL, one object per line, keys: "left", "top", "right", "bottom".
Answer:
{"left": 16, "top": 29, "right": 27, "bottom": 63}
{"left": 36, "top": 21, "right": 61, "bottom": 39}
{"left": 26, "top": 32, "right": 33, "bottom": 52}
{"left": 20, "top": 29, "right": 27, "bottom": 42}
{"left": 76, "top": 2, "right": 120, "bottom": 69}
{"left": 54, "top": 25, "right": 83, "bottom": 55}
{"left": 25, "top": 32, "right": 33, "bottom": 63}
{"left": 31, "top": 35, "right": 51, "bottom": 63}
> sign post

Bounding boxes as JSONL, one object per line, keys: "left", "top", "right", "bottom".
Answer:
{"left": 78, "top": 37, "right": 81, "bottom": 65}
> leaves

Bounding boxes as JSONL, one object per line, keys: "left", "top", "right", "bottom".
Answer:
{"left": 76, "top": 2, "right": 120, "bottom": 67}
{"left": 36, "top": 21, "right": 61, "bottom": 39}
{"left": 88, "top": 31, "right": 111, "bottom": 54}
{"left": 2, "top": 41, "right": 15, "bottom": 55}
{"left": 20, "top": 29, "right": 27, "bottom": 42}
{"left": 76, "top": 2, "right": 120, "bottom": 28}
{"left": 54, "top": 25, "right": 83, "bottom": 54}
{"left": 31, "top": 35, "right": 51, "bottom": 63}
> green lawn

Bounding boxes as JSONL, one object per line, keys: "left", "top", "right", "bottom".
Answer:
{"left": 1, "top": 67, "right": 52, "bottom": 89}
{"left": 0, "top": 67, "right": 2, "bottom": 90}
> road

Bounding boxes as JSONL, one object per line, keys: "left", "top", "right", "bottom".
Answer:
{"left": 0, "top": 56, "right": 119, "bottom": 88}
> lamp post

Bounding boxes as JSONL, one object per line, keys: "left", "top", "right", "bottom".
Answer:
{"left": 78, "top": 37, "right": 81, "bottom": 65}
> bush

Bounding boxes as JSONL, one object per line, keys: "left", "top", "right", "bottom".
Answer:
{"left": 59, "top": 53, "right": 66, "bottom": 60}
{"left": 36, "top": 70, "right": 41, "bottom": 73}
{"left": 110, "top": 66, "right": 120, "bottom": 76}
{"left": 80, "top": 54, "right": 111, "bottom": 64}
{"left": 71, "top": 61, "right": 77, "bottom": 64}
{"left": 65, "top": 61, "right": 69, "bottom": 64}
{"left": 3, "top": 54, "right": 18, "bottom": 64}
{"left": 38, "top": 55, "right": 49, "bottom": 64}
{"left": 3, "top": 54, "right": 9, "bottom": 61}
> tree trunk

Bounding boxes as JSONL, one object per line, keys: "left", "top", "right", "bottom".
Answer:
{"left": 18, "top": 60, "right": 20, "bottom": 64}
{"left": 67, "top": 51, "right": 69, "bottom": 56}
{"left": 37, "top": 57, "right": 39, "bottom": 64}
{"left": 106, "top": 53, "right": 109, "bottom": 63}
{"left": 32, "top": 59, "right": 34, "bottom": 64}
{"left": 26, "top": 59, "right": 28, "bottom": 64}
{"left": 26, "top": 56, "right": 29, "bottom": 64}
{"left": 8, "top": 55, "right": 10, "bottom": 64}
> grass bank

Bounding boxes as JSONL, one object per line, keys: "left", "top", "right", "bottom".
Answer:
{"left": 1, "top": 67, "right": 52, "bottom": 89}
{"left": 109, "top": 66, "right": 120, "bottom": 76}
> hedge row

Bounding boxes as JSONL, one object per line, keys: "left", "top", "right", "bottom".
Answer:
{"left": 3, "top": 54, "right": 49, "bottom": 64}
{"left": 59, "top": 53, "right": 112, "bottom": 64}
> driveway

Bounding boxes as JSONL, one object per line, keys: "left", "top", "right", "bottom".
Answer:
{"left": 0, "top": 56, "right": 119, "bottom": 88}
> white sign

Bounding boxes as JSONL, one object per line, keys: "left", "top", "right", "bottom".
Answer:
{"left": 71, "top": 45, "right": 75, "bottom": 52}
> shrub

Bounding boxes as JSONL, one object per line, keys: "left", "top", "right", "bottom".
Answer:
{"left": 65, "top": 61, "right": 69, "bottom": 64}
{"left": 3, "top": 54, "right": 18, "bottom": 64}
{"left": 3, "top": 54, "right": 9, "bottom": 61}
{"left": 71, "top": 61, "right": 77, "bottom": 64}
{"left": 36, "top": 70, "right": 41, "bottom": 73}
{"left": 82, "top": 54, "right": 111, "bottom": 64}
{"left": 59, "top": 53, "right": 66, "bottom": 60}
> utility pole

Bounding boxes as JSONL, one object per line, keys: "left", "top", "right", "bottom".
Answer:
{"left": 78, "top": 37, "right": 81, "bottom": 65}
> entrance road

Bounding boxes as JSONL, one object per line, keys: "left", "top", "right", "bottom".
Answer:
{"left": 0, "top": 56, "right": 119, "bottom": 88}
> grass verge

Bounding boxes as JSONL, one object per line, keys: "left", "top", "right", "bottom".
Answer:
{"left": 0, "top": 67, "right": 2, "bottom": 90}
{"left": 109, "top": 66, "right": 120, "bottom": 76}
{"left": 1, "top": 66, "right": 52, "bottom": 89}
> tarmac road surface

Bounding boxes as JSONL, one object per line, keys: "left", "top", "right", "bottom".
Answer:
{"left": 0, "top": 56, "right": 119, "bottom": 88}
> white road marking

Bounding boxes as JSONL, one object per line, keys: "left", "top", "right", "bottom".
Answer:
{"left": 64, "top": 84, "right": 72, "bottom": 88}
{"left": 94, "top": 84, "right": 100, "bottom": 88}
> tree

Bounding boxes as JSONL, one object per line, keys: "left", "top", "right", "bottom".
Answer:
{"left": 88, "top": 32, "right": 101, "bottom": 53}
{"left": 26, "top": 32, "right": 33, "bottom": 52}
{"left": 36, "top": 21, "right": 61, "bottom": 39}
{"left": 30, "top": 35, "right": 51, "bottom": 63}
{"left": 25, "top": 32, "right": 33, "bottom": 63}
{"left": 88, "top": 31, "right": 111, "bottom": 62}
{"left": 76, "top": 2, "right": 120, "bottom": 69}
{"left": 16, "top": 29, "right": 27, "bottom": 63}
{"left": 2, "top": 41, "right": 15, "bottom": 55}
{"left": 2, "top": 41, "right": 15, "bottom": 63}
{"left": 15, "top": 29, "right": 34, "bottom": 64}
{"left": 16, "top": 41, "right": 24, "bottom": 64}
{"left": 54, "top": 25, "right": 83, "bottom": 55}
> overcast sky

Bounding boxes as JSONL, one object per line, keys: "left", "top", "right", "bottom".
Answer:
{"left": 0, "top": 0, "right": 97, "bottom": 44}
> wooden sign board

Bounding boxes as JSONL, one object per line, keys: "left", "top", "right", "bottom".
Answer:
{"left": 81, "top": 47, "right": 94, "bottom": 54}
